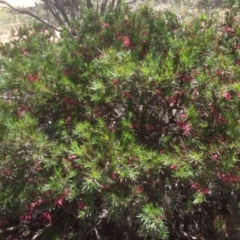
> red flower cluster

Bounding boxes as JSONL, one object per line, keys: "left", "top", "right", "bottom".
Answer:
{"left": 63, "top": 97, "right": 78, "bottom": 106}
{"left": 217, "top": 171, "right": 240, "bottom": 185}
{"left": 145, "top": 124, "right": 156, "bottom": 132}
{"left": 130, "top": 122, "right": 140, "bottom": 129}
{"left": 191, "top": 182, "right": 210, "bottom": 195}
{"left": 17, "top": 105, "right": 31, "bottom": 118}
{"left": 93, "top": 106, "right": 104, "bottom": 117}
{"left": 63, "top": 68, "right": 74, "bottom": 76}
{"left": 20, "top": 198, "right": 44, "bottom": 223}
{"left": 27, "top": 74, "right": 39, "bottom": 82}
{"left": 209, "top": 104, "right": 227, "bottom": 124}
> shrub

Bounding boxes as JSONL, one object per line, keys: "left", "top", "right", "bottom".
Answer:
{"left": 0, "top": 3, "right": 240, "bottom": 239}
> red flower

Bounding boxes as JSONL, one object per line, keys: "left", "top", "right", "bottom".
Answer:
{"left": 145, "top": 124, "right": 155, "bottom": 131}
{"left": 136, "top": 186, "right": 143, "bottom": 194}
{"left": 78, "top": 199, "right": 87, "bottom": 209}
{"left": 21, "top": 48, "right": 29, "bottom": 56}
{"left": 63, "top": 97, "right": 78, "bottom": 106}
{"left": 215, "top": 69, "right": 223, "bottom": 77}
{"left": 65, "top": 116, "right": 71, "bottom": 124}
{"left": 17, "top": 105, "right": 31, "bottom": 118}
{"left": 235, "top": 59, "right": 240, "bottom": 65}
{"left": 112, "top": 79, "right": 118, "bottom": 86}
{"left": 122, "top": 91, "right": 132, "bottom": 99}
{"left": 63, "top": 69, "right": 74, "bottom": 76}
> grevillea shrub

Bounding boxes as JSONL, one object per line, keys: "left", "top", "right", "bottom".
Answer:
{"left": 0, "top": 3, "right": 240, "bottom": 239}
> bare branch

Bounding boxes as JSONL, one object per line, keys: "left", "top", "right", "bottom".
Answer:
{"left": 42, "top": 0, "right": 66, "bottom": 26}
{"left": 0, "top": 0, "right": 62, "bottom": 32}
{"left": 94, "top": 227, "right": 101, "bottom": 240}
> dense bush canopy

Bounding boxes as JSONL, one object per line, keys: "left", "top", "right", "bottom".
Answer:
{"left": 0, "top": 2, "right": 240, "bottom": 239}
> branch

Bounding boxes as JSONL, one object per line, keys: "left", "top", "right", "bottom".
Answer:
{"left": 94, "top": 227, "right": 101, "bottom": 240}
{"left": 0, "top": 0, "right": 62, "bottom": 32}
{"left": 125, "top": 0, "right": 138, "bottom": 4}
{"left": 42, "top": 0, "right": 66, "bottom": 26}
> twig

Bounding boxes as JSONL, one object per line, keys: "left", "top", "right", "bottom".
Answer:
{"left": 94, "top": 227, "right": 101, "bottom": 240}
{"left": 0, "top": 226, "right": 19, "bottom": 234}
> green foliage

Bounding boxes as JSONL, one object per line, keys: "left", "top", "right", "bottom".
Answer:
{"left": 0, "top": 3, "right": 240, "bottom": 240}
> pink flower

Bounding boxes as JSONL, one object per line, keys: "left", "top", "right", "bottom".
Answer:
{"left": 123, "top": 36, "right": 131, "bottom": 48}
{"left": 211, "top": 153, "right": 219, "bottom": 162}
{"left": 39, "top": 212, "right": 52, "bottom": 226}
{"left": 176, "top": 121, "right": 192, "bottom": 136}
{"left": 54, "top": 194, "right": 65, "bottom": 207}
{"left": 222, "top": 91, "right": 231, "bottom": 101}
{"left": 191, "top": 182, "right": 198, "bottom": 189}
{"left": 20, "top": 214, "right": 31, "bottom": 222}
{"left": 170, "top": 165, "right": 177, "bottom": 170}
{"left": 220, "top": 26, "right": 234, "bottom": 33}
{"left": 37, "top": 198, "right": 43, "bottom": 204}
{"left": 68, "top": 155, "right": 77, "bottom": 160}
{"left": 101, "top": 22, "right": 109, "bottom": 28}
{"left": 201, "top": 188, "right": 210, "bottom": 195}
